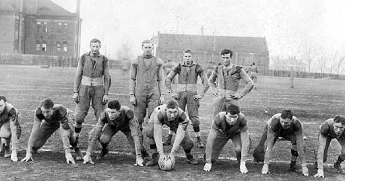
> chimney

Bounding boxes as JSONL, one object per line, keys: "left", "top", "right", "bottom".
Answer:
{"left": 76, "top": 0, "right": 81, "bottom": 17}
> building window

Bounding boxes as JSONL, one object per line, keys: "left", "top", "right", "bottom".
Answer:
{"left": 43, "top": 22, "right": 48, "bottom": 33}
{"left": 63, "top": 23, "right": 68, "bottom": 34}
{"left": 41, "top": 41, "right": 47, "bottom": 52}
{"left": 63, "top": 41, "right": 68, "bottom": 52}
{"left": 36, "top": 40, "right": 41, "bottom": 51}
{"left": 57, "top": 23, "right": 62, "bottom": 33}
{"left": 37, "top": 22, "right": 42, "bottom": 33}
{"left": 56, "top": 41, "right": 61, "bottom": 52}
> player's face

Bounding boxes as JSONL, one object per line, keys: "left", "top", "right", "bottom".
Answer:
{"left": 221, "top": 53, "right": 231, "bottom": 67}
{"left": 142, "top": 43, "right": 154, "bottom": 54}
{"left": 333, "top": 122, "right": 345, "bottom": 136}
{"left": 0, "top": 100, "right": 5, "bottom": 114}
{"left": 107, "top": 108, "right": 119, "bottom": 120}
{"left": 280, "top": 117, "right": 292, "bottom": 130}
{"left": 41, "top": 106, "right": 54, "bottom": 119}
{"left": 225, "top": 113, "right": 239, "bottom": 125}
{"left": 90, "top": 42, "right": 101, "bottom": 53}
{"left": 166, "top": 108, "right": 179, "bottom": 121}
{"left": 183, "top": 53, "right": 193, "bottom": 65}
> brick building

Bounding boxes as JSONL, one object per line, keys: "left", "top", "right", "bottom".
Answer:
{"left": 0, "top": 0, "right": 81, "bottom": 57}
{"left": 154, "top": 33, "right": 269, "bottom": 73}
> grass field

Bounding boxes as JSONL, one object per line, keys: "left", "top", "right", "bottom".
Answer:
{"left": 0, "top": 65, "right": 345, "bottom": 181}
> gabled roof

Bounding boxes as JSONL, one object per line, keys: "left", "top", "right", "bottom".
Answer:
{"left": 157, "top": 33, "right": 268, "bottom": 53}
{"left": 37, "top": 0, "right": 76, "bottom": 17}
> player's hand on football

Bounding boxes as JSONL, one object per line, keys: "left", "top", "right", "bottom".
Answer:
{"left": 159, "top": 96, "right": 165, "bottom": 105}
{"left": 171, "top": 93, "right": 180, "bottom": 100}
{"left": 240, "top": 162, "right": 248, "bottom": 174}
{"left": 102, "top": 94, "right": 109, "bottom": 105}
{"left": 11, "top": 151, "right": 18, "bottom": 162}
{"left": 301, "top": 164, "right": 309, "bottom": 176}
{"left": 193, "top": 94, "right": 203, "bottom": 101}
{"left": 83, "top": 153, "right": 94, "bottom": 164}
{"left": 129, "top": 95, "right": 136, "bottom": 106}
{"left": 21, "top": 152, "right": 33, "bottom": 162}
{"left": 72, "top": 92, "right": 79, "bottom": 103}
{"left": 135, "top": 155, "right": 144, "bottom": 167}
{"left": 203, "top": 163, "right": 212, "bottom": 172}
{"left": 65, "top": 153, "right": 75, "bottom": 164}
{"left": 261, "top": 164, "right": 270, "bottom": 174}
{"left": 314, "top": 169, "right": 325, "bottom": 178}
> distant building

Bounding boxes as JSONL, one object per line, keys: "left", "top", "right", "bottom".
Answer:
{"left": 0, "top": 0, "right": 82, "bottom": 57}
{"left": 154, "top": 32, "right": 269, "bottom": 73}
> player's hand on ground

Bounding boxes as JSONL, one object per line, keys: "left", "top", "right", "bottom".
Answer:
{"left": 193, "top": 95, "right": 203, "bottom": 101}
{"left": 261, "top": 164, "right": 270, "bottom": 174}
{"left": 159, "top": 96, "right": 165, "bottom": 105}
{"left": 102, "top": 94, "right": 109, "bottom": 105}
{"left": 203, "top": 163, "right": 212, "bottom": 171}
{"left": 21, "top": 152, "right": 33, "bottom": 162}
{"left": 314, "top": 169, "right": 325, "bottom": 178}
{"left": 129, "top": 95, "right": 136, "bottom": 106}
{"left": 135, "top": 155, "right": 144, "bottom": 167}
{"left": 301, "top": 164, "right": 309, "bottom": 176}
{"left": 72, "top": 93, "right": 79, "bottom": 103}
{"left": 11, "top": 151, "right": 18, "bottom": 162}
{"left": 65, "top": 153, "right": 75, "bottom": 164}
{"left": 240, "top": 162, "right": 248, "bottom": 174}
{"left": 83, "top": 154, "right": 94, "bottom": 164}
{"left": 171, "top": 93, "right": 180, "bottom": 100}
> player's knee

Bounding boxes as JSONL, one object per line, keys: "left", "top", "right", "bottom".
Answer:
{"left": 291, "top": 149, "right": 298, "bottom": 157}
{"left": 0, "top": 130, "right": 11, "bottom": 139}
{"left": 339, "top": 153, "right": 345, "bottom": 162}
{"left": 145, "top": 126, "right": 154, "bottom": 138}
{"left": 183, "top": 139, "right": 194, "bottom": 152}
{"left": 191, "top": 118, "right": 200, "bottom": 128}
{"left": 234, "top": 146, "right": 242, "bottom": 154}
{"left": 75, "top": 113, "right": 86, "bottom": 124}
{"left": 99, "top": 134, "right": 111, "bottom": 144}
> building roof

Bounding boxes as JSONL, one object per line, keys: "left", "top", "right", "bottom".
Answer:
{"left": 157, "top": 33, "right": 268, "bottom": 53}
{"left": 37, "top": 0, "right": 76, "bottom": 17}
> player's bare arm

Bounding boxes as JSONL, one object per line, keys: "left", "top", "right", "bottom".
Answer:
{"left": 239, "top": 127, "right": 250, "bottom": 174}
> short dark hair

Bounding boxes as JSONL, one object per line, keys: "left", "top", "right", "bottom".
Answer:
{"left": 221, "top": 49, "right": 233, "bottom": 58}
{"left": 141, "top": 39, "right": 153, "bottom": 46}
{"left": 41, "top": 99, "right": 54, "bottom": 109}
{"left": 334, "top": 115, "right": 345, "bottom": 125}
{"left": 226, "top": 104, "right": 240, "bottom": 115}
{"left": 90, "top": 38, "right": 101, "bottom": 45}
{"left": 252, "top": 62, "right": 256, "bottom": 65}
{"left": 0, "top": 95, "right": 6, "bottom": 102}
{"left": 107, "top": 100, "right": 121, "bottom": 110}
{"left": 166, "top": 99, "right": 179, "bottom": 109}
{"left": 280, "top": 109, "right": 293, "bottom": 119}
{"left": 183, "top": 49, "right": 193, "bottom": 55}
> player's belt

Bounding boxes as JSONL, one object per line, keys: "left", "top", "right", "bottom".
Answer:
{"left": 81, "top": 76, "right": 103, "bottom": 86}
{"left": 217, "top": 89, "right": 236, "bottom": 97}
{"left": 176, "top": 84, "right": 197, "bottom": 92}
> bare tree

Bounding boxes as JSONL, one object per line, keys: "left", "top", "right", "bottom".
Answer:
{"left": 303, "top": 42, "right": 315, "bottom": 73}
{"left": 336, "top": 55, "right": 345, "bottom": 75}
{"left": 328, "top": 52, "right": 338, "bottom": 74}
{"left": 116, "top": 41, "right": 132, "bottom": 61}
{"left": 317, "top": 50, "right": 327, "bottom": 75}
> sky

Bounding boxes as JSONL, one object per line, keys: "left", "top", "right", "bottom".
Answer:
{"left": 52, "top": 0, "right": 344, "bottom": 60}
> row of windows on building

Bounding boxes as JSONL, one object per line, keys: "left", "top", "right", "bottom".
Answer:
{"left": 37, "top": 21, "right": 69, "bottom": 34}
{"left": 36, "top": 40, "right": 68, "bottom": 52}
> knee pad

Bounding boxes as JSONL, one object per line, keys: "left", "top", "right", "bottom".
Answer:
{"left": 291, "top": 149, "right": 299, "bottom": 157}
{"left": 99, "top": 134, "right": 111, "bottom": 144}
{"left": 183, "top": 139, "right": 194, "bottom": 152}
{"left": 75, "top": 113, "right": 86, "bottom": 124}
{"left": 338, "top": 153, "right": 345, "bottom": 162}
{"left": 145, "top": 126, "right": 154, "bottom": 138}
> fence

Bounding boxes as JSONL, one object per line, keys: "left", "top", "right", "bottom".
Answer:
{"left": 0, "top": 53, "right": 123, "bottom": 69}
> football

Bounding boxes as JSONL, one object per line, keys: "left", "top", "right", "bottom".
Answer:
{"left": 158, "top": 155, "right": 175, "bottom": 171}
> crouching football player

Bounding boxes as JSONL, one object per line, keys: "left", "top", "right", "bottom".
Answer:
{"left": 0, "top": 96, "right": 21, "bottom": 161}
{"left": 21, "top": 99, "right": 82, "bottom": 164}
{"left": 145, "top": 100, "right": 199, "bottom": 168}
{"left": 203, "top": 104, "right": 251, "bottom": 173}
{"left": 82, "top": 100, "right": 148, "bottom": 166}
{"left": 252, "top": 109, "right": 309, "bottom": 176}
{"left": 314, "top": 115, "right": 345, "bottom": 178}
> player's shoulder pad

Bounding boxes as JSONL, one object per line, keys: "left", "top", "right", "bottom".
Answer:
{"left": 292, "top": 116, "right": 303, "bottom": 128}
{"left": 214, "top": 65, "right": 220, "bottom": 73}
{"left": 320, "top": 119, "right": 331, "bottom": 135}
{"left": 101, "top": 55, "right": 109, "bottom": 61}
{"left": 124, "top": 109, "right": 134, "bottom": 120}
{"left": 268, "top": 114, "right": 281, "bottom": 130}
{"left": 35, "top": 107, "right": 43, "bottom": 119}
{"left": 195, "top": 63, "right": 204, "bottom": 73}
{"left": 54, "top": 104, "right": 67, "bottom": 114}
{"left": 173, "top": 63, "right": 181, "bottom": 72}
{"left": 156, "top": 57, "right": 164, "bottom": 65}
{"left": 233, "top": 65, "right": 243, "bottom": 74}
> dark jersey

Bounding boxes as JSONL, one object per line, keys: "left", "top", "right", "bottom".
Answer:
{"left": 268, "top": 113, "right": 302, "bottom": 136}
{"left": 100, "top": 107, "right": 135, "bottom": 132}
{"left": 35, "top": 105, "right": 69, "bottom": 129}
